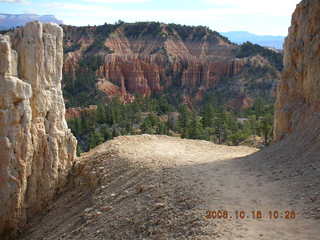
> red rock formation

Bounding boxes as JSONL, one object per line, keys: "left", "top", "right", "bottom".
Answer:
{"left": 66, "top": 105, "right": 97, "bottom": 120}
{"left": 96, "top": 55, "right": 163, "bottom": 97}
{"left": 274, "top": 0, "right": 320, "bottom": 140}
{"left": 63, "top": 51, "right": 81, "bottom": 79}
{"left": 62, "top": 23, "right": 280, "bottom": 107}
{"left": 228, "top": 95, "right": 254, "bottom": 110}
{"left": 94, "top": 54, "right": 248, "bottom": 101}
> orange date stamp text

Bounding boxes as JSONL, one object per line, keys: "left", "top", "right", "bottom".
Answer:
{"left": 205, "top": 210, "right": 296, "bottom": 220}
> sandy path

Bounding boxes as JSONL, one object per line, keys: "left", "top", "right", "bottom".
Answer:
{"left": 19, "top": 135, "right": 320, "bottom": 240}
{"left": 111, "top": 135, "right": 320, "bottom": 239}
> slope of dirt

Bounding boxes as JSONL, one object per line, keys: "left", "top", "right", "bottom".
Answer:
{"left": 18, "top": 135, "right": 320, "bottom": 240}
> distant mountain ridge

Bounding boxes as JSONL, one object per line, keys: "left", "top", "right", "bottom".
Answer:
{"left": 0, "top": 13, "right": 63, "bottom": 30}
{"left": 221, "top": 31, "right": 285, "bottom": 49}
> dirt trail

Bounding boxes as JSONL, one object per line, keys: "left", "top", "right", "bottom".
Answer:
{"left": 19, "top": 135, "right": 320, "bottom": 240}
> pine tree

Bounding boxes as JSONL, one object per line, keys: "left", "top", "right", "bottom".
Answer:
{"left": 89, "top": 132, "right": 96, "bottom": 149}
{"left": 202, "top": 104, "right": 214, "bottom": 128}
{"left": 141, "top": 118, "right": 153, "bottom": 134}
{"left": 125, "top": 122, "right": 133, "bottom": 135}
{"left": 76, "top": 144, "right": 84, "bottom": 156}
{"left": 157, "top": 122, "right": 167, "bottom": 135}
{"left": 96, "top": 104, "right": 106, "bottom": 124}
{"left": 101, "top": 126, "right": 112, "bottom": 141}
{"left": 214, "top": 110, "right": 226, "bottom": 144}
{"left": 74, "top": 117, "right": 82, "bottom": 135}
{"left": 112, "top": 128, "right": 120, "bottom": 138}
{"left": 189, "top": 113, "right": 203, "bottom": 139}
{"left": 95, "top": 131, "right": 104, "bottom": 145}
{"left": 259, "top": 114, "right": 273, "bottom": 145}
{"left": 80, "top": 113, "right": 89, "bottom": 133}
{"left": 178, "top": 105, "right": 191, "bottom": 135}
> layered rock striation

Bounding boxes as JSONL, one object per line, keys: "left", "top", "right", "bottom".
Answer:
{"left": 94, "top": 47, "right": 247, "bottom": 99}
{"left": 274, "top": 0, "right": 320, "bottom": 140}
{"left": 0, "top": 22, "right": 77, "bottom": 238}
{"left": 62, "top": 23, "right": 281, "bottom": 107}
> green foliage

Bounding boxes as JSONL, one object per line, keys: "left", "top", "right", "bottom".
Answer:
{"left": 68, "top": 94, "right": 275, "bottom": 154}
{"left": 236, "top": 42, "right": 283, "bottom": 71}
{"left": 64, "top": 43, "right": 81, "bottom": 54}
{"left": 85, "top": 39, "right": 113, "bottom": 54}
{"left": 68, "top": 96, "right": 177, "bottom": 152}
{"left": 258, "top": 113, "right": 273, "bottom": 145}
{"left": 178, "top": 105, "right": 191, "bottom": 135}
{"left": 229, "top": 131, "right": 250, "bottom": 146}
{"left": 167, "top": 23, "right": 227, "bottom": 43}
{"left": 85, "top": 23, "right": 120, "bottom": 54}
{"left": 141, "top": 113, "right": 160, "bottom": 134}
{"left": 62, "top": 23, "right": 277, "bottom": 151}
{"left": 63, "top": 55, "right": 105, "bottom": 107}
{"left": 201, "top": 104, "right": 215, "bottom": 128}
{"left": 188, "top": 113, "right": 204, "bottom": 139}
{"left": 123, "top": 22, "right": 162, "bottom": 39}
{"left": 89, "top": 130, "right": 104, "bottom": 149}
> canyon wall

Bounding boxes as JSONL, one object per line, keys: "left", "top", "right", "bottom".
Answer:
{"left": 274, "top": 0, "right": 320, "bottom": 140}
{"left": 62, "top": 23, "right": 281, "bottom": 108}
{"left": 0, "top": 22, "right": 77, "bottom": 238}
{"left": 94, "top": 55, "right": 247, "bottom": 99}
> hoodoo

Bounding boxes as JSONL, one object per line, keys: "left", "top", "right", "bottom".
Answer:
{"left": 62, "top": 23, "right": 281, "bottom": 106}
{"left": 0, "top": 22, "right": 77, "bottom": 238}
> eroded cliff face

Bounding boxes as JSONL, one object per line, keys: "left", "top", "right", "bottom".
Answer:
{"left": 93, "top": 28, "right": 246, "bottom": 99}
{"left": 62, "top": 23, "right": 281, "bottom": 107}
{"left": 274, "top": 0, "right": 320, "bottom": 140}
{"left": 0, "top": 22, "right": 77, "bottom": 238}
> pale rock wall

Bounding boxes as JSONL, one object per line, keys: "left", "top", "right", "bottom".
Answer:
{"left": 0, "top": 21, "right": 77, "bottom": 238}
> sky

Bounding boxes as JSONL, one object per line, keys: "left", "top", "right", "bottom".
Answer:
{"left": 0, "top": 0, "right": 302, "bottom": 36}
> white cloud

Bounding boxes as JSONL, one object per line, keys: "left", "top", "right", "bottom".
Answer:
{"left": 0, "top": 0, "right": 25, "bottom": 2}
{"left": 34, "top": 0, "right": 300, "bottom": 35}
{"left": 57, "top": 8, "right": 291, "bottom": 35}
{"left": 43, "top": 2, "right": 111, "bottom": 12}
{"left": 204, "top": 0, "right": 301, "bottom": 17}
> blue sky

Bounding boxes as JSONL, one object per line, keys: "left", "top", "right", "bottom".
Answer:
{"left": 0, "top": 0, "right": 301, "bottom": 35}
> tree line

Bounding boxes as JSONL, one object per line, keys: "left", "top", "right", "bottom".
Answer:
{"left": 68, "top": 95, "right": 274, "bottom": 156}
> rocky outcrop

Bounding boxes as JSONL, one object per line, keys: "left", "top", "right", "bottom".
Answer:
{"left": 228, "top": 95, "right": 254, "bottom": 110}
{"left": 66, "top": 105, "right": 97, "bottom": 120}
{"left": 92, "top": 51, "right": 247, "bottom": 101}
{"left": 274, "top": 0, "right": 320, "bottom": 140}
{"left": 96, "top": 55, "right": 163, "bottom": 98}
{"left": 0, "top": 22, "right": 77, "bottom": 238}
{"left": 62, "top": 23, "right": 281, "bottom": 107}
